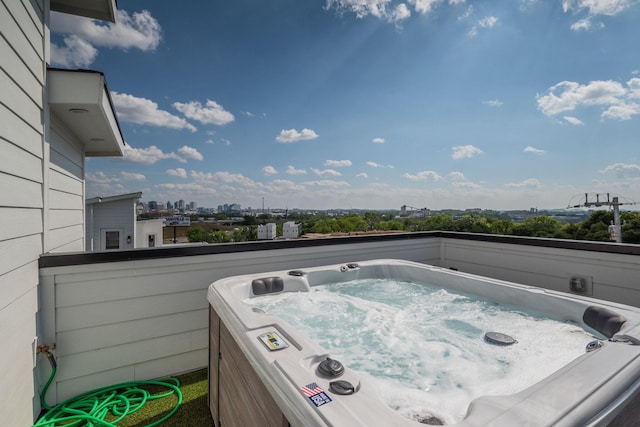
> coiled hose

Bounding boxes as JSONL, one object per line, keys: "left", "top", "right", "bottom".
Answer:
{"left": 34, "top": 349, "right": 183, "bottom": 427}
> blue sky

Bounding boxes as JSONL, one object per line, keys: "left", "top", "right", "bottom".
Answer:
{"left": 50, "top": 0, "right": 640, "bottom": 211}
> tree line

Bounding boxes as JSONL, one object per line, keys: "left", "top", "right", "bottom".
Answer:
{"left": 186, "top": 210, "right": 640, "bottom": 244}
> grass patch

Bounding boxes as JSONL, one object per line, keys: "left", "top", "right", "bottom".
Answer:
{"left": 114, "top": 369, "right": 213, "bottom": 427}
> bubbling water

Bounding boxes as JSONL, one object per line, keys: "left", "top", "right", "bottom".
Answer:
{"left": 247, "top": 279, "right": 595, "bottom": 424}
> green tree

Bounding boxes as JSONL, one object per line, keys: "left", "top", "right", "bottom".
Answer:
{"left": 452, "top": 214, "right": 491, "bottom": 234}
{"left": 512, "top": 216, "right": 564, "bottom": 238}
{"left": 364, "top": 211, "right": 382, "bottom": 230}
{"left": 187, "top": 226, "right": 206, "bottom": 243}
{"left": 488, "top": 218, "right": 514, "bottom": 235}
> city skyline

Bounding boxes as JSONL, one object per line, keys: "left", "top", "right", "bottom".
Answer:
{"left": 50, "top": 1, "right": 640, "bottom": 211}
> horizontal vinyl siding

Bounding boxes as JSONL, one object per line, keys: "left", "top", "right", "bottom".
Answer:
{"left": 49, "top": 208, "right": 83, "bottom": 230}
{"left": 440, "top": 238, "right": 640, "bottom": 307}
{"left": 0, "top": 207, "right": 42, "bottom": 241}
{"left": 46, "top": 122, "right": 84, "bottom": 252}
{"left": 0, "top": 138, "right": 43, "bottom": 182}
{"left": 48, "top": 224, "right": 84, "bottom": 253}
{"left": 0, "top": 172, "right": 43, "bottom": 208}
{"left": 0, "top": 68, "right": 42, "bottom": 131}
{"left": 0, "top": 103, "right": 43, "bottom": 157}
{"left": 0, "top": 287, "right": 38, "bottom": 427}
{"left": 0, "top": 1, "right": 44, "bottom": 87}
{"left": 0, "top": 33, "right": 42, "bottom": 109}
{"left": 0, "top": 0, "right": 45, "bottom": 424}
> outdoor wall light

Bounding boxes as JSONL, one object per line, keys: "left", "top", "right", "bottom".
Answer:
{"left": 127, "top": 235, "right": 131, "bottom": 244}
{"left": 68, "top": 108, "right": 88, "bottom": 114}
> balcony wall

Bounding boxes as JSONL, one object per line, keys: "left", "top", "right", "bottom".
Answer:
{"left": 37, "top": 233, "right": 640, "bottom": 404}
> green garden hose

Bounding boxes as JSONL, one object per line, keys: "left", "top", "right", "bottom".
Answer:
{"left": 34, "top": 351, "right": 183, "bottom": 427}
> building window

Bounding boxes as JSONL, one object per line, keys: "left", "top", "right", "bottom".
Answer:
{"left": 105, "top": 231, "right": 120, "bottom": 250}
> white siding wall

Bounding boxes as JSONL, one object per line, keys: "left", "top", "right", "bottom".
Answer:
{"left": 440, "top": 238, "right": 640, "bottom": 307}
{"left": 48, "top": 119, "right": 85, "bottom": 253}
{"left": 136, "top": 219, "right": 163, "bottom": 248}
{"left": 0, "top": 0, "right": 45, "bottom": 424}
{"left": 87, "top": 198, "right": 137, "bottom": 251}
{"left": 39, "top": 238, "right": 439, "bottom": 402}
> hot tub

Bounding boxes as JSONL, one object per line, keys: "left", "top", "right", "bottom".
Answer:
{"left": 207, "top": 259, "right": 640, "bottom": 426}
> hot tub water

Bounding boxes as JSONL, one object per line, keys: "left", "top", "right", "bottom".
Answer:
{"left": 247, "top": 278, "right": 596, "bottom": 424}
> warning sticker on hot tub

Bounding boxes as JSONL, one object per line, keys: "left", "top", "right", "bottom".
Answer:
{"left": 301, "top": 382, "right": 332, "bottom": 407}
{"left": 257, "top": 332, "right": 289, "bottom": 351}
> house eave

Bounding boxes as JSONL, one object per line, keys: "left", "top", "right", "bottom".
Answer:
{"left": 50, "top": 0, "right": 118, "bottom": 23}
{"left": 48, "top": 69, "right": 125, "bottom": 157}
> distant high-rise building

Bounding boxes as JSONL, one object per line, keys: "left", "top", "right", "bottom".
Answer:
{"left": 189, "top": 201, "right": 196, "bottom": 210}
{"left": 148, "top": 201, "right": 158, "bottom": 211}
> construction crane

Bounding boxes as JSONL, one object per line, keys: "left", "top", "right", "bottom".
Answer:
{"left": 400, "top": 205, "right": 429, "bottom": 218}
{"left": 568, "top": 193, "right": 636, "bottom": 243}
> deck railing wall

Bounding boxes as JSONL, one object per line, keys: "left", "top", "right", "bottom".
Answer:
{"left": 38, "top": 233, "right": 640, "bottom": 404}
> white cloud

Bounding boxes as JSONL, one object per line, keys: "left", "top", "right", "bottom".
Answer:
{"left": 537, "top": 79, "right": 640, "bottom": 121}
{"left": 166, "top": 168, "right": 188, "bottom": 178}
{"left": 50, "top": 35, "right": 97, "bottom": 68}
{"left": 602, "top": 103, "right": 640, "bottom": 120}
{"left": 452, "top": 145, "right": 483, "bottom": 159}
{"left": 600, "top": 163, "right": 640, "bottom": 178}
{"left": 524, "top": 146, "right": 546, "bottom": 154}
{"left": 263, "top": 165, "right": 278, "bottom": 176}
{"left": 629, "top": 78, "right": 640, "bottom": 97}
{"left": 366, "top": 161, "right": 394, "bottom": 168}
{"left": 304, "top": 180, "right": 350, "bottom": 187}
{"left": 563, "top": 116, "right": 584, "bottom": 125}
{"left": 286, "top": 165, "right": 307, "bottom": 175}
{"left": 505, "top": 178, "right": 542, "bottom": 188}
{"left": 325, "top": 0, "right": 411, "bottom": 24}
{"left": 312, "top": 168, "right": 342, "bottom": 177}
{"left": 356, "top": 172, "right": 369, "bottom": 178}
{"left": 112, "top": 92, "right": 197, "bottom": 132}
{"left": 459, "top": 5, "right": 473, "bottom": 19}
{"left": 242, "top": 111, "right": 255, "bottom": 117}
{"left": 177, "top": 146, "right": 203, "bottom": 161}
{"left": 86, "top": 171, "right": 116, "bottom": 184}
{"left": 390, "top": 3, "right": 411, "bottom": 23}
{"left": 191, "top": 171, "right": 258, "bottom": 187}
{"left": 51, "top": 9, "right": 161, "bottom": 67}
{"left": 448, "top": 171, "right": 465, "bottom": 180}
{"left": 570, "top": 18, "right": 592, "bottom": 31}
{"left": 562, "top": 0, "right": 634, "bottom": 17}
{"left": 123, "top": 145, "right": 181, "bottom": 164}
{"left": 453, "top": 181, "right": 481, "bottom": 189}
{"left": 403, "top": 171, "right": 443, "bottom": 181}
{"left": 469, "top": 16, "right": 498, "bottom": 37}
{"left": 172, "top": 100, "right": 235, "bottom": 126}
{"left": 324, "top": 160, "right": 352, "bottom": 167}
{"left": 410, "top": 0, "right": 443, "bottom": 15}
{"left": 121, "top": 171, "right": 146, "bottom": 181}
{"left": 157, "top": 182, "right": 216, "bottom": 193}
{"left": 482, "top": 99, "right": 503, "bottom": 107}
{"left": 275, "top": 128, "right": 319, "bottom": 143}
{"left": 372, "top": 137, "right": 385, "bottom": 144}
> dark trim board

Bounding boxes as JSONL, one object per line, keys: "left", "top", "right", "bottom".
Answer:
{"left": 39, "top": 232, "right": 640, "bottom": 268}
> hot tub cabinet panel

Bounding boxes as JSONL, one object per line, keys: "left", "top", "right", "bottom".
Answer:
{"left": 207, "top": 259, "right": 640, "bottom": 426}
{"left": 209, "top": 307, "right": 289, "bottom": 427}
